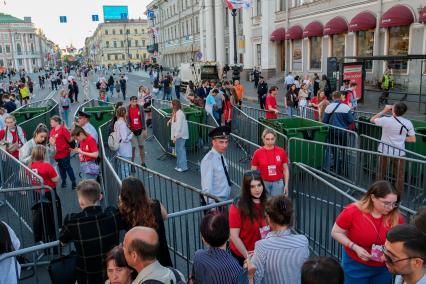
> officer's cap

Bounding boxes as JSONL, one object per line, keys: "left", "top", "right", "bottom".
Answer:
{"left": 208, "top": 126, "right": 231, "bottom": 140}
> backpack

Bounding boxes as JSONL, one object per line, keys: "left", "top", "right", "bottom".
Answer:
{"left": 108, "top": 124, "right": 121, "bottom": 151}
{"left": 141, "top": 267, "right": 184, "bottom": 284}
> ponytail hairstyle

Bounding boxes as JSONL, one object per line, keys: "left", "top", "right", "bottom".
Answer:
{"left": 32, "top": 123, "right": 49, "bottom": 145}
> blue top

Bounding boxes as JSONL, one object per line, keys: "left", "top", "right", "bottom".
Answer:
{"left": 191, "top": 247, "right": 243, "bottom": 284}
{"left": 395, "top": 274, "right": 426, "bottom": 284}
{"left": 323, "top": 101, "right": 354, "bottom": 129}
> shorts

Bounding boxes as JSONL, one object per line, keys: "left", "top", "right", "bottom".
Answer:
{"left": 131, "top": 133, "right": 145, "bottom": 147}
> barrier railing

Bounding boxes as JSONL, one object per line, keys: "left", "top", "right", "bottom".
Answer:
{"left": 238, "top": 105, "right": 289, "bottom": 120}
{"left": 359, "top": 134, "right": 426, "bottom": 161}
{"left": 287, "top": 138, "right": 425, "bottom": 210}
{"left": 0, "top": 186, "right": 60, "bottom": 249}
{"left": 113, "top": 156, "right": 220, "bottom": 211}
{"left": 0, "top": 240, "right": 60, "bottom": 283}
{"left": 98, "top": 122, "right": 122, "bottom": 207}
{"left": 165, "top": 200, "right": 233, "bottom": 278}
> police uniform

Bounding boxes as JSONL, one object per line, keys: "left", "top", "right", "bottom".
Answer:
{"left": 200, "top": 126, "right": 232, "bottom": 204}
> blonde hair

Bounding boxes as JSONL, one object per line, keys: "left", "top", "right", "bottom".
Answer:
{"left": 30, "top": 145, "right": 46, "bottom": 163}
{"left": 262, "top": 128, "right": 277, "bottom": 140}
{"left": 59, "top": 89, "right": 67, "bottom": 97}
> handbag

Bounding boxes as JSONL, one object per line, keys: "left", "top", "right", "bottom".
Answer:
{"left": 84, "top": 162, "right": 100, "bottom": 175}
{"left": 48, "top": 251, "right": 77, "bottom": 284}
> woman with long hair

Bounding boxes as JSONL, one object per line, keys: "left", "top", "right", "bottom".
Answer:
{"left": 284, "top": 84, "right": 298, "bottom": 117}
{"left": 331, "top": 180, "right": 404, "bottom": 284}
{"left": 19, "top": 123, "right": 56, "bottom": 165}
{"left": 309, "top": 90, "right": 330, "bottom": 121}
{"left": 0, "top": 221, "right": 20, "bottom": 283}
{"left": 114, "top": 106, "right": 133, "bottom": 178}
{"left": 118, "top": 177, "right": 172, "bottom": 267}
{"left": 229, "top": 170, "right": 268, "bottom": 266}
{"left": 71, "top": 125, "right": 99, "bottom": 180}
{"left": 167, "top": 99, "right": 188, "bottom": 172}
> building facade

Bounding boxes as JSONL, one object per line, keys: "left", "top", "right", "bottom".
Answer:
{"left": 0, "top": 13, "right": 54, "bottom": 72}
{"left": 85, "top": 19, "right": 150, "bottom": 66}
{"left": 146, "top": 0, "right": 203, "bottom": 69}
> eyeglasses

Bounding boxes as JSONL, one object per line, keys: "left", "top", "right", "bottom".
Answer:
{"left": 381, "top": 246, "right": 424, "bottom": 265}
{"left": 379, "top": 199, "right": 399, "bottom": 209}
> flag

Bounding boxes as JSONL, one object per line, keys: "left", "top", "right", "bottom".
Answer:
{"left": 225, "top": 0, "right": 252, "bottom": 9}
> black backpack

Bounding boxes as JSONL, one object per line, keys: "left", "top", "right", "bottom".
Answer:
{"left": 141, "top": 268, "right": 184, "bottom": 284}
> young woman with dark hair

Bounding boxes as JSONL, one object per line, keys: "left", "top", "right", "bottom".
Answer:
{"left": 71, "top": 125, "right": 99, "bottom": 180}
{"left": 284, "top": 84, "right": 298, "bottom": 117}
{"left": 19, "top": 123, "right": 56, "bottom": 165}
{"left": 0, "top": 221, "right": 20, "bottom": 283}
{"left": 229, "top": 170, "right": 267, "bottom": 266}
{"left": 118, "top": 177, "right": 172, "bottom": 267}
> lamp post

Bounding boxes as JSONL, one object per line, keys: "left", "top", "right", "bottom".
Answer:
{"left": 230, "top": 8, "right": 240, "bottom": 81}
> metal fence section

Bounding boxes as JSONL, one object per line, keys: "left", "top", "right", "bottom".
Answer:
{"left": 0, "top": 186, "right": 60, "bottom": 249}
{"left": 287, "top": 138, "right": 425, "bottom": 210}
{"left": 359, "top": 134, "right": 426, "bottom": 161}
{"left": 165, "top": 200, "right": 232, "bottom": 278}
{"left": 98, "top": 122, "right": 122, "bottom": 207}
{"left": 0, "top": 240, "right": 60, "bottom": 283}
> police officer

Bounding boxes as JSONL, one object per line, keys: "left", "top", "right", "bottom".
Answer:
{"left": 200, "top": 126, "right": 232, "bottom": 204}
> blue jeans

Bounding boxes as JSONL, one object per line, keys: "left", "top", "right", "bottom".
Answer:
{"left": 62, "top": 109, "right": 69, "bottom": 128}
{"left": 80, "top": 162, "right": 98, "bottom": 180}
{"left": 342, "top": 250, "right": 392, "bottom": 284}
{"left": 175, "top": 86, "right": 181, "bottom": 100}
{"left": 175, "top": 138, "right": 188, "bottom": 171}
{"left": 56, "top": 156, "right": 76, "bottom": 186}
{"left": 263, "top": 180, "right": 284, "bottom": 196}
{"left": 119, "top": 156, "right": 131, "bottom": 178}
{"left": 109, "top": 85, "right": 114, "bottom": 97}
{"left": 286, "top": 106, "right": 297, "bottom": 117}
{"left": 121, "top": 88, "right": 126, "bottom": 100}
{"left": 163, "top": 90, "right": 172, "bottom": 101}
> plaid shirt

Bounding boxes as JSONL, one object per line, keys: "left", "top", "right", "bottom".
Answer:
{"left": 59, "top": 206, "right": 121, "bottom": 284}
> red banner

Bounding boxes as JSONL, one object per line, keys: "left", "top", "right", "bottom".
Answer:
{"left": 343, "top": 63, "right": 363, "bottom": 100}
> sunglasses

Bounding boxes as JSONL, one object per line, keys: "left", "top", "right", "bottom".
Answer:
{"left": 382, "top": 246, "right": 424, "bottom": 265}
{"left": 244, "top": 170, "right": 261, "bottom": 179}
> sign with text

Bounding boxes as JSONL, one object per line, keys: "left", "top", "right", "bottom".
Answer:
{"left": 342, "top": 62, "right": 365, "bottom": 102}
{"left": 103, "top": 6, "right": 129, "bottom": 21}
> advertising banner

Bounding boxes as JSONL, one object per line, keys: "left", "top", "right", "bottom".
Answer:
{"left": 343, "top": 62, "right": 364, "bottom": 101}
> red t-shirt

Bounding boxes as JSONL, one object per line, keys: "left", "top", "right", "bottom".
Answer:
{"left": 30, "top": 161, "right": 58, "bottom": 190}
{"left": 336, "top": 203, "right": 404, "bottom": 267}
{"left": 0, "top": 127, "right": 26, "bottom": 158}
{"left": 128, "top": 105, "right": 143, "bottom": 131}
{"left": 79, "top": 135, "right": 98, "bottom": 162}
{"left": 251, "top": 146, "right": 289, "bottom": 182}
{"left": 223, "top": 100, "right": 232, "bottom": 121}
{"left": 265, "top": 95, "right": 278, "bottom": 119}
{"left": 229, "top": 203, "right": 266, "bottom": 258}
{"left": 50, "top": 126, "right": 71, "bottom": 160}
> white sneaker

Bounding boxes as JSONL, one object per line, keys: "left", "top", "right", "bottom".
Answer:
{"left": 175, "top": 167, "right": 183, "bottom": 172}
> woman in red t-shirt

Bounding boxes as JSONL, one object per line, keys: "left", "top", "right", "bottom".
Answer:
{"left": 30, "top": 145, "right": 62, "bottom": 243}
{"left": 229, "top": 170, "right": 267, "bottom": 266}
{"left": 222, "top": 92, "right": 232, "bottom": 128}
{"left": 251, "top": 129, "right": 289, "bottom": 196}
{"left": 0, "top": 114, "right": 27, "bottom": 158}
{"left": 50, "top": 115, "right": 76, "bottom": 189}
{"left": 331, "top": 180, "right": 403, "bottom": 284}
{"left": 71, "top": 125, "right": 99, "bottom": 180}
{"left": 309, "top": 90, "right": 329, "bottom": 121}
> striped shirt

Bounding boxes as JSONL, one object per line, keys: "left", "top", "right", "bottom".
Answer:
{"left": 191, "top": 247, "right": 243, "bottom": 284}
{"left": 251, "top": 229, "right": 309, "bottom": 284}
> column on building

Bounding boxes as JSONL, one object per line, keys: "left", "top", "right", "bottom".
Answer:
{"left": 242, "top": 7, "right": 254, "bottom": 71}
{"left": 204, "top": 0, "right": 215, "bottom": 61}
{"left": 214, "top": 1, "right": 225, "bottom": 64}
{"left": 199, "top": 2, "right": 206, "bottom": 61}
{"left": 228, "top": 9, "right": 234, "bottom": 66}
{"left": 261, "top": 0, "right": 276, "bottom": 76}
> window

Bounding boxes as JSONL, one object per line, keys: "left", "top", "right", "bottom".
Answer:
{"left": 0, "top": 45, "right": 2, "bottom": 53}
{"left": 135, "top": 40, "right": 138, "bottom": 46}
{"left": 121, "top": 41, "right": 124, "bottom": 47}
{"left": 280, "top": 0, "right": 286, "bottom": 11}
{"left": 122, "top": 54, "right": 125, "bottom": 59}
{"left": 107, "top": 54, "right": 111, "bottom": 60}
{"left": 106, "top": 41, "right": 109, "bottom": 48}
{"left": 120, "top": 29, "right": 123, "bottom": 34}
{"left": 105, "top": 30, "right": 109, "bottom": 35}
{"left": 29, "top": 34, "right": 33, "bottom": 39}
{"left": 256, "top": 44, "right": 261, "bottom": 66}
{"left": 331, "top": 34, "right": 345, "bottom": 58}
{"left": 6, "top": 45, "right": 10, "bottom": 53}
{"left": 112, "top": 29, "right": 116, "bottom": 35}
{"left": 225, "top": 8, "right": 229, "bottom": 27}
{"left": 292, "top": 40, "right": 302, "bottom": 70}
{"left": 142, "top": 29, "right": 145, "bottom": 33}
{"left": 134, "top": 29, "right": 138, "bottom": 34}
{"left": 32, "top": 58, "right": 36, "bottom": 65}
{"left": 387, "top": 25, "right": 409, "bottom": 74}
{"left": 142, "top": 40, "right": 145, "bottom": 46}
{"left": 256, "top": 0, "right": 262, "bottom": 16}
{"left": 18, "top": 59, "right": 23, "bottom": 65}
{"left": 309, "top": 37, "right": 321, "bottom": 70}
{"left": 115, "top": 54, "right": 118, "bottom": 60}
{"left": 357, "top": 29, "right": 374, "bottom": 71}
{"left": 186, "top": 20, "right": 189, "bottom": 36}
{"left": 114, "top": 41, "right": 117, "bottom": 48}
{"left": 128, "top": 40, "right": 131, "bottom": 47}
{"left": 136, "top": 53, "right": 140, "bottom": 59}
{"left": 126, "top": 29, "right": 130, "bottom": 34}
{"left": 143, "top": 53, "right": 146, "bottom": 59}
{"left": 16, "top": 43, "right": 22, "bottom": 55}
{"left": 0, "top": 59, "right": 3, "bottom": 66}
{"left": 30, "top": 43, "right": 34, "bottom": 54}
{"left": 195, "top": 16, "right": 199, "bottom": 33}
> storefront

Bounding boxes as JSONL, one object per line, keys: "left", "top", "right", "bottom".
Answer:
{"left": 349, "top": 11, "right": 376, "bottom": 71}
{"left": 324, "top": 16, "right": 348, "bottom": 58}
{"left": 286, "top": 25, "right": 303, "bottom": 71}
{"left": 270, "top": 27, "right": 286, "bottom": 72}
{"left": 303, "top": 21, "right": 323, "bottom": 71}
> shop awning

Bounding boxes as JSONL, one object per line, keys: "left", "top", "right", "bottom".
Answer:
{"left": 285, "top": 25, "right": 303, "bottom": 40}
{"left": 270, "top": 28, "right": 286, "bottom": 41}
{"left": 324, "top": 16, "right": 348, "bottom": 35}
{"left": 420, "top": 6, "right": 426, "bottom": 23}
{"left": 349, "top": 11, "right": 376, "bottom": 32}
{"left": 380, "top": 4, "right": 414, "bottom": 28}
{"left": 303, "top": 21, "right": 323, "bottom": 38}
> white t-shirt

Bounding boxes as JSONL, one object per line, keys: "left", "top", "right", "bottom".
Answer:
{"left": 374, "top": 116, "right": 415, "bottom": 156}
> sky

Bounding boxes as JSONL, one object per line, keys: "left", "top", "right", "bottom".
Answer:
{"left": 1, "top": 0, "right": 151, "bottom": 49}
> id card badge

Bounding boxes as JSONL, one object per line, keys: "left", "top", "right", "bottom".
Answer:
{"left": 133, "top": 118, "right": 139, "bottom": 125}
{"left": 370, "top": 244, "right": 384, "bottom": 262}
{"left": 259, "top": 225, "right": 271, "bottom": 239}
{"left": 267, "top": 165, "right": 277, "bottom": 176}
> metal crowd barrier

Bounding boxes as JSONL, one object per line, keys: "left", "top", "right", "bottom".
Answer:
{"left": 290, "top": 163, "right": 417, "bottom": 261}
{"left": 113, "top": 156, "right": 220, "bottom": 212}
{"left": 165, "top": 200, "right": 233, "bottom": 278}
{"left": 98, "top": 122, "right": 122, "bottom": 207}
{"left": 0, "top": 186, "right": 60, "bottom": 249}
{"left": 0, "top": 240, "right": 60, "bottom": 283}
{"left": 287, "top": 138, "right": 425, "bottom": 210}
{"left": 359, "top": 134, "right": 426, "bottom": 161}
{"left": 238, "top": 105, "right": 289, "bottom": 120}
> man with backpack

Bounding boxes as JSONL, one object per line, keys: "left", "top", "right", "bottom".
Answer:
{"left": 123, "top": 226, "right": 185, "bottom": 284}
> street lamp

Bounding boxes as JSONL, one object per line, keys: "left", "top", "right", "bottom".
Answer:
{"left": 230, "top": 8, "right": 240, "bottom": 81}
